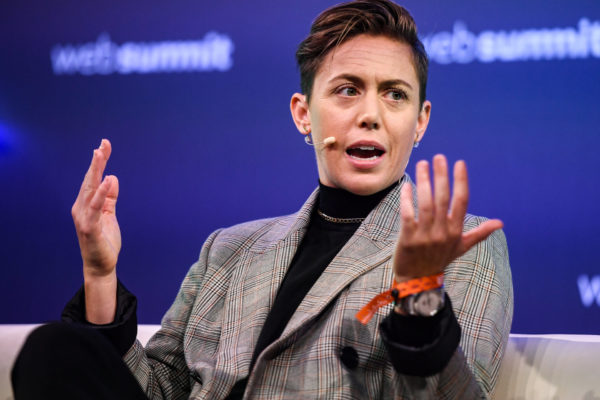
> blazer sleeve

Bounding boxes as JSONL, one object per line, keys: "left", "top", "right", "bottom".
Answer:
{"left": 379, "top": 293, "right": 462, "bottom": 377}
{"left": 61, "top": 279, "right": 139, "bottom": 357}
{"left": 122, "top": 228, "right": 223, "bottom": 399}
{"left": 384, "top": 218, "right": 513, "bottom": 399}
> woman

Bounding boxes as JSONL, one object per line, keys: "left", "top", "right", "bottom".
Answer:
{"left": 12, "top": 0, "right": 512, "bottom": 399}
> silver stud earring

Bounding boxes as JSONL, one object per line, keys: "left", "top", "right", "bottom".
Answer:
{"left": 305, "top": 134, "right": 313, "bottom": 145}
{"left": 413, "top": 141, "right": 420, "bottom": 148}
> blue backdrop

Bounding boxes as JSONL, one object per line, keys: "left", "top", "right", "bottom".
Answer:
{"left": 1, "top": 0, "right": 599, "bottom": 333}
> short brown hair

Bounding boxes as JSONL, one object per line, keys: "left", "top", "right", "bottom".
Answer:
{"left": 296, "top": 0, "right": 428, "bottom": 106}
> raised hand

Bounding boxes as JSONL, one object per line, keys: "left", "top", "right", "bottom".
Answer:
{"left": 71, "top": 139, "right": 121, "bottom": 323}
{"left": 393, "top": 154, "right": 503, "bottom": 283}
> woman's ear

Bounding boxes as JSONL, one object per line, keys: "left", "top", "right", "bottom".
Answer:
{"left": 415, "top": 100, "right": 431, "bottom": 143}
{"left": 290, "top": 93, "right": 311, "bottom": 135}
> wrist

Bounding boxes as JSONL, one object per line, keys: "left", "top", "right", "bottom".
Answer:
{"left": 83, "top": 270, "right": 118, "bottom": 324}
{"left": 83, "top": 263, "right": 117, "bottom": 282}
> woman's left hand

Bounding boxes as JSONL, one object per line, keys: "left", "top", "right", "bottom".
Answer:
{"left": 393, "top": 154, "right": 503, "bottom": 282}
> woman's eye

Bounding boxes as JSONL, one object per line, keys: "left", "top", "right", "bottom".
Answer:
{"left": 338, "top": 87, "right": 358, "bottom": 96}
{"left": 386, "top": 90, "right": 406, "bottom": 101}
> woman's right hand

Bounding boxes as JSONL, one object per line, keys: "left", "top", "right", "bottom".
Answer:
{"left": 71, "top": 139, "right": 121, "bottom": 323}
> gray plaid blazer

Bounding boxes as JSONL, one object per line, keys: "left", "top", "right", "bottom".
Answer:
{"left": 124, "top": 177, "right": 513, "bottom": 399}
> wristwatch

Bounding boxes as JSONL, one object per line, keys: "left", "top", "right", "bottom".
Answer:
{"left": 395, "top": 288, "right": 445, "bottom": 317}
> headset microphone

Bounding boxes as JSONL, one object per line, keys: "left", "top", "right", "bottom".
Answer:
{"left": 321, "top": 137, "right": 336, "bottom": 146}
{"left": 305, "top": 136, "right": 336, "bottom": 147}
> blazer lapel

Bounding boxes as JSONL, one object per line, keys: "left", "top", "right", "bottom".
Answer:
{"left": 223, "top": 189, "right": 318, "bottom": 346}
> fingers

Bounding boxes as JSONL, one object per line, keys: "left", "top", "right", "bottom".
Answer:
{"left": 448, "top": 160, "right": 468, "bottom": 231}
{"left": 77, "top": 139, "right": 112, "bottom": 204}
{"left": 73, "top": 140, "right": 116, "bottom": 230}
{"left": 395, "top": 155, "right": 504, "bottom": 280}
{"left": 397, "top": 155, "right": 504, "bottom": 278}
{"left": 90, "top": 176, "right": 111, "bottom": 211}
{"left": 88, "top": 175, "right": 119, "bottom": 226}
{"left": 415, "top": 160, "right": 433, "bottom": 229}
{"left": 100, "top": 138, "right": 112, "bottom": 160}
{"left": 103, "top": 175, "right": 119, "bottom": 215}
{"left": 105, "top": 174, "right": 119, "bottom": 202}
{"left": 92, "top": 139, "right": 112, "bottom": 189}
{"left": 89, "top": 175, "right": 118, "bottom": 210}
{"left": 460, "top": 219, "right": 503, "bottom": 253}
{"left": 432, "top": 154, "right": 450, "bottom": 233}
{"left": 400, "top": 181, "right": 416, "bottom": 234}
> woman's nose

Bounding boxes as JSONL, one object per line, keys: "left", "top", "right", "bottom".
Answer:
{"left": 360, "top": 120, "right": 379, "bottom": 130}
{"left": 357, "top": 94, "right": 381, "bottom": 131}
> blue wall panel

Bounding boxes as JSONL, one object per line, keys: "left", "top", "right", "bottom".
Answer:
{"left": 1, "top": 1, "right": 599, "bottom": 333}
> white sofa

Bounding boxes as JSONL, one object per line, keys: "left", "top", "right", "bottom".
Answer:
{"left": 2, "top": 324, "right": 599, "bottom": 399}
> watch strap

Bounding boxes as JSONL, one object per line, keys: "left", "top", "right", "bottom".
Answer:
{"left": 356, "top": 272, "right": 444, "bottom": 324}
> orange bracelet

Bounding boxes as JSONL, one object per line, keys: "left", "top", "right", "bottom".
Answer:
{"left": 355, "top": 272, "right": 444, "bottom": 324}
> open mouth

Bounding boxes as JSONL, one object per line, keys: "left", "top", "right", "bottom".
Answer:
{"left": 346, "top": 145, "right": 385, "bottom": 161}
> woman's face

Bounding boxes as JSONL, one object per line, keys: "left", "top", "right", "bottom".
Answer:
{"left": 291, "top": 34, "right": 431, "bottom": 195}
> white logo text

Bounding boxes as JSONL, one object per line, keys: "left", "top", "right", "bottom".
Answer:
{"left": 422, "top": 18, "right": 600, "bottom": 64}
{"left": 578, "top": 275, "right": 600, "bottom": 307}
{"left": 51, "top": 32, "right": 234, "bottom": 75}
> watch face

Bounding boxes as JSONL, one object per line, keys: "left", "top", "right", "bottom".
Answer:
{"left": 413, "top": 290, "right": 444, "bottom": 316}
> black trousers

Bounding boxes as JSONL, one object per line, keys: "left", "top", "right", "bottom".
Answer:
{"left": 11, "top": 322, "right": 148, "bottom": 400}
